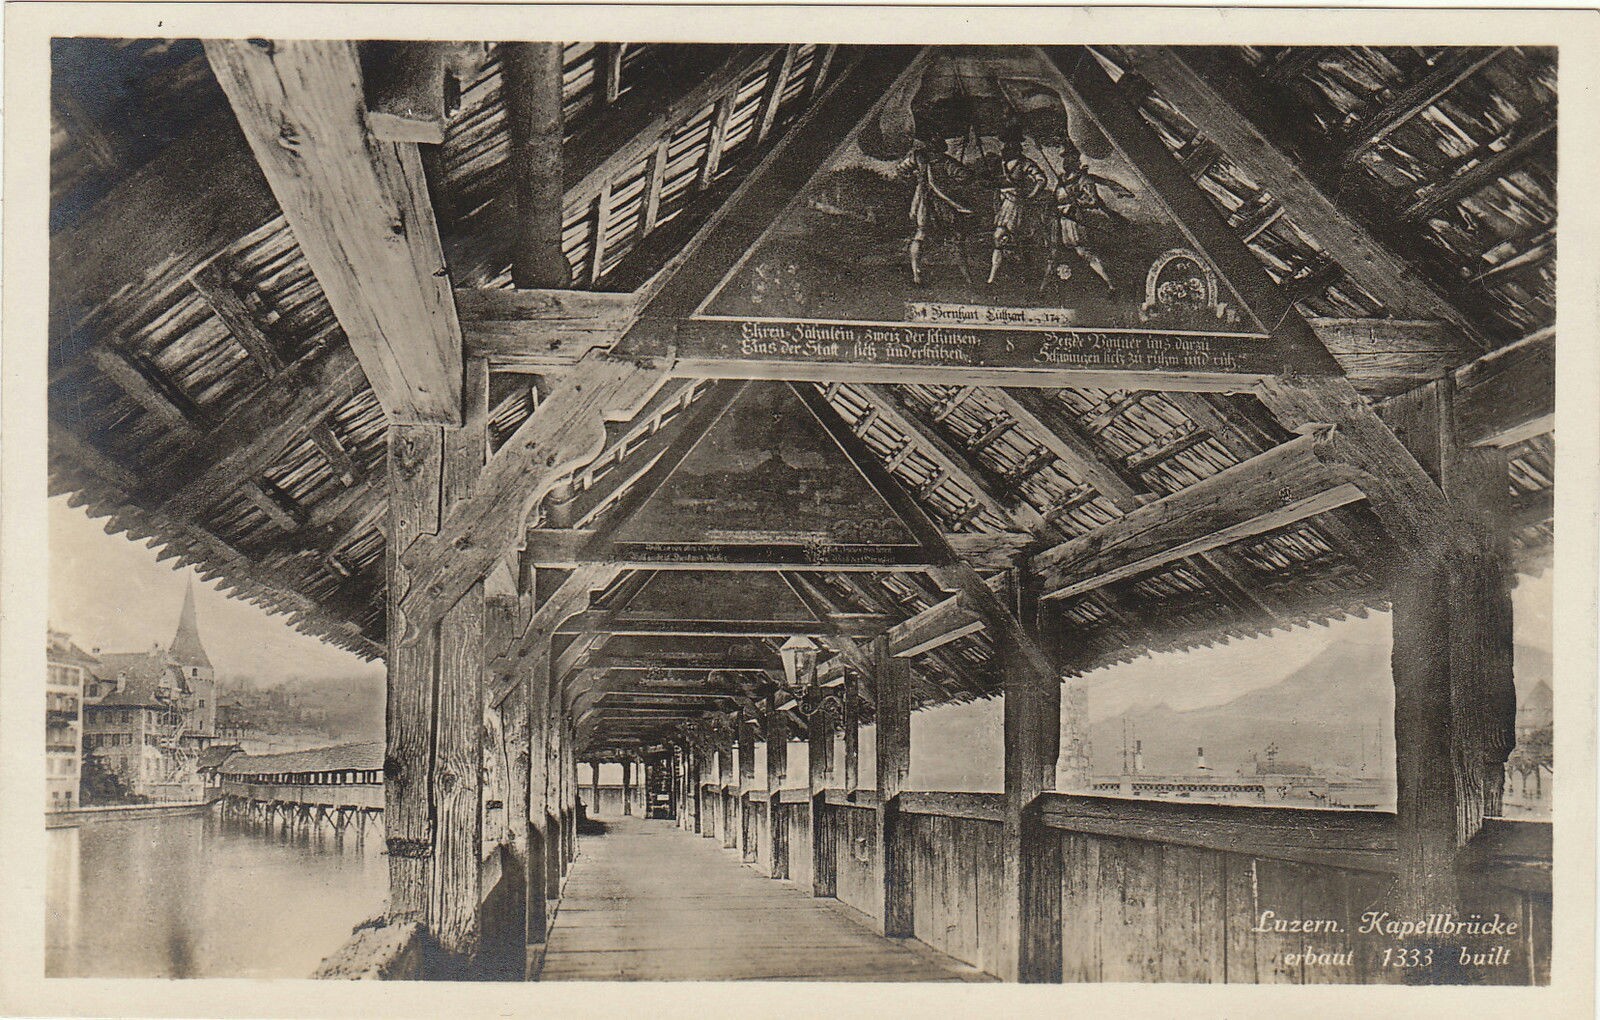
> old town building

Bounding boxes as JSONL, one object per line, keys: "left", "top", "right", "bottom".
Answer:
{"left": 81, "top": 582, "right": 219, "bottom": 801}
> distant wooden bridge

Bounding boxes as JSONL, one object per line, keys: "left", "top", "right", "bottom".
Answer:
{"left": 216, "top": 742, "right": 384, "bottom": 838}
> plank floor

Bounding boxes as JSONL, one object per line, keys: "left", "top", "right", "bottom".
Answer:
{"left": 538, "top": 816, "right": 992, "bottom": 981}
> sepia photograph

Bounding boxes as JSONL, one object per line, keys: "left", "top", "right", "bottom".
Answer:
{"left": 4, "top": 4, "right": 1596, "bottom": 1014}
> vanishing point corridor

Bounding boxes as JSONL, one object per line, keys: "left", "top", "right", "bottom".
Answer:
{"left": 539, "top": 815, "right": 989, "bottom": 982}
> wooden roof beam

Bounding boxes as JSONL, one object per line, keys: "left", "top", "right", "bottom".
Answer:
{"left": 1033, "top": 431, "right": 1370, "bottom": 602}
{"left": 1055, "top": 47, "right": 1457, "bottom": 560}
{"left": 1117, "top": 46, "right": 1480, "bottom": 343}
{"left": 396, "top": 353, "right": 667, "bottom": 644}
{"left": 306, "top": 422, "right": 363, "bottom": 488}
{"left": 1401, "top": 108, "right": 1554, "bottom": 222}
{"left": 457, "top": 287, "right": 639, "bottom": 370}
{"left": 1381, "top": 326, "right": 1553, "bottom": 450}
{"left": 242, "top": 480, "right": 305, "bottom": 531}
{"left": 793, "top": 383, "right": 1060, "bottom": 690}
{"left": 887, "top": 592, "right": 987, "bottom": 659}
{"left": 855, "top": 385, "right": 1050, "bottom": 536}
{"left": 90, "top": 346, "right": 203, "bottom": 432}
{"left": 206, "top": 39, "right": 463, "bottom": 424}
{"left": 1341, "top": 47, "right": 1507, "bottom": 162}
{"left": 556, "top": 614, "right": 889, "bottom": 639}
{"left": 189, "top": 256, "right": 287, "bottom": 377}
{"left": 362, "top": 42, "right": 489, "bottom": 145}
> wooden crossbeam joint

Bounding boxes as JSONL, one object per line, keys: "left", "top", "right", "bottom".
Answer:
{"left": 396, "top": 354, "right": 668, "bottom": 646}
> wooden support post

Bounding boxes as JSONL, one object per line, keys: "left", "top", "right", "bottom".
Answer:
{"left": 719, "top": 717, "right": 738, "bottom": 850}
{"left": 544, "top": 658, "right": 563, "bottom": 903}
{"left": 765, "top": 697, "right": 790, "bottom": 879}
{"left": 739, "top": 713, "right": 759, "bottom": 861}
{"left": 809, "top": 700, "right": 837, "bottom": 898}
{"left": 589, "top": 759, "right": 601, "bottom": 819}
{"left": 1383, "top": 376, "right": 1516, "bottom": 938}
{"left": 428, "top": 359, "right": 489, "bottom": 966}
{"left": 621, "top": 759, "right": 633, "bottom": 817}
{"left": 564, "top": 717, "right": 578, "bottom": 864}
{"left": 693, "top": 732, "right": 711, "bottom": 838}
{"left": 841, "top": 672, "right": 860, "bottom": 793}
{"left": 500, "top": 43, "right": 573, "bottom": 289}
{"left": 524, "top": 638, "right": 552, "bottom": 949}
{"left": 484, "top": 591, "right": 526, "bottom": 972}
{"left": 384, "top": 424, "right": 442, "bottom": 926}
{"left": 670, "top": 744, "right": 683, "bottom": 826}
{"left": 873, "top": 634, "right": 914, "bottom": 938}
{"left": 1001, "top": 569, "right": 1062, "bottom": 983}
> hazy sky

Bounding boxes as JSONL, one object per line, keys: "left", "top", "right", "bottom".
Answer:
{"left": 49, "top": 496, "right": 384, "bottom": 682}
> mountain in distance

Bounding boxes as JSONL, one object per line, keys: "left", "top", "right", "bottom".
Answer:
{"left": 1088, "top": 637, "right": 1552, "bottom": 778}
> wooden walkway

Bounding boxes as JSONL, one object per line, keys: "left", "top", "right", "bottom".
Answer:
{"left": 538, "top": 816, "right": 991, "bottom": 981}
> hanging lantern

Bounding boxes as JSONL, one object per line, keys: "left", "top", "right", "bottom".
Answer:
{"left": 778, "top": 636, "right": 819, "bottom": 695}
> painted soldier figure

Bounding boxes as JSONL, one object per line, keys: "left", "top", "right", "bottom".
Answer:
{"left": 984, "top": 133, "right": 1049, "bottom": 286}
{"left": 891, "top": 124, "right": 976, "bottom": 286}
{"left": 1045, "top": 158, "right": 1136, "bottom": 297}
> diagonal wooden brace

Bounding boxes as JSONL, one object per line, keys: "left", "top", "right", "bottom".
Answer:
{"left": 395, "top": 353, "right": 669, "bottom": 645}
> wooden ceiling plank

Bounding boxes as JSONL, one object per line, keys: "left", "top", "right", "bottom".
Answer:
{"left": 158, "top": 344, "right": 367, "bottom": 520}
{"left": 205, "top": 39, "right": 463, "bottom": 425}
{"left": 995, "top": 390, "right": 1144, "bottom": 511}
{"left": 1342, "top": 47, "right": 1508, "bottom": 161}
{"left": 189, "top": 257, "right": 286, "bottom": 377}
{"left": 856, "top": 385, "right": 1049, "bottom": 535}
{"left": 49, "top": 111, "right": 282, "bottom": 378}
{"left": 1117, "top": 45, "right": 1478, "bottom": 341}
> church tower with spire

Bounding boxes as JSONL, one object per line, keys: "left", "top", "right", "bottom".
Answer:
{"left": 169, "top": 578, "right": 216, "bottom": 737}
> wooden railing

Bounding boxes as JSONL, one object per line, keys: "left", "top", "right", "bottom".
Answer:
{"left": 802, "top": 791, "right": 1551, "bottom": 984}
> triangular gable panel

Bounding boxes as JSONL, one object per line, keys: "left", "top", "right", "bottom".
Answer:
{"left": 608, "top": 382, "right": 922, "bottom": 558}
{"left": 681, "top": 46, "right": 1284, "bottom": 378}
{"left": 618, "top": 570, "right": 818, "bottom": 624}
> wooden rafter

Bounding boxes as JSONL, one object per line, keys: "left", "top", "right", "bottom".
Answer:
{"left": 1341, "top": 47, "right": 1507, "bottom": 162}
{"left": 1117, "top": 46, "right": 1480, "bottom": 343}
{"left": 206, "top": 39, "right": 464, "bottom": 424}
{"left": 396, "top": 353, "right": 668, "bottom": 644}
{"left": 189, "top": 256, "right": 286, "bottom": 377}
{"left": 556, "top": 613, "right": 888, "bottom": 639}
{"left": 1033, "top": 430, "right": 1369, "bottom": 601}
{"left": 1400, "top": 106, "right": 1554, "bottom": 222}
{"left": 855, "top": 385, "right": 1050, "bottom": 536}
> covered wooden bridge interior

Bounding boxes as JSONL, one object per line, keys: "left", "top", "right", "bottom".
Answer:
{"left": 50, "top": 41, "right": 1554, "bottom": 981}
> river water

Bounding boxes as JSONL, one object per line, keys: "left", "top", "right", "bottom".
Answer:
{"left": 47, "top": 811, "right": 388, "bottom": 978}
